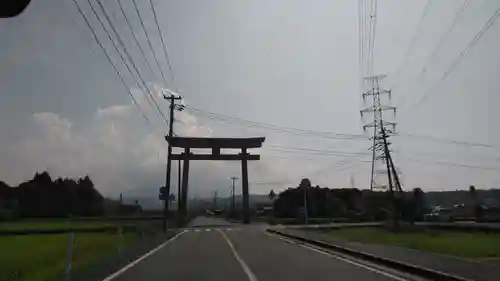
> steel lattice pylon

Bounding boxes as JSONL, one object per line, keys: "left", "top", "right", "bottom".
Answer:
{"left": 360, "top": 74, "right": 402, "bottom": 193}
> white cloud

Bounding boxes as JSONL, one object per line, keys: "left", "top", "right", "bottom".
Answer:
{"left": 0, "top": 99, "right": 313, "bottom": 199}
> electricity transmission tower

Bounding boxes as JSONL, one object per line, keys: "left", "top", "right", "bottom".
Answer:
{"left": 360, "top": 74, "right": 402, "bottom": 194}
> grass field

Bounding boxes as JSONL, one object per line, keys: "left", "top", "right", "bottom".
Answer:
{"left": 0, "top": 232, "right": 137, "bottom": 281}
{"left": 328, "top": 227, "right": 500, "bottom": 259}
{"left": 0, "top": 221, "right": 114, "bottom": 231}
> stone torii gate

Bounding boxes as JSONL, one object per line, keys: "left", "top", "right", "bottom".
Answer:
{"left": 166, "top": 136, "right": 265, "bottom": 224}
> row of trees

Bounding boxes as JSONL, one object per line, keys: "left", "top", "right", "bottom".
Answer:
{"left": 270, "top": 178, "right": 499, "bottom": 222}
{"left": 0, "top": 171, "right": 104, "bottom": 219}
{"left": 271, "top": 178, "right": 428, "bottom": 221}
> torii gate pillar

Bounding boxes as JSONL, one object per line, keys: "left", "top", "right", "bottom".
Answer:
{"left": 166, "top": 137, "right": 265, "bottom": 224}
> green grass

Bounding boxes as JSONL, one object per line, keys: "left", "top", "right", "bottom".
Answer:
{"left": 0, "top": 221, "right": 114, "bottom": 231}
{"left": 328, "top": 227, "right": 500, "bottom": 259}
{"left": 0, "top": 232, "right": 137, "bottom": 281}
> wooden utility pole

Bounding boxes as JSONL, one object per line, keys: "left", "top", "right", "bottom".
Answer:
{"left": 163, "top": 93, "right": 182, "bottom": 232}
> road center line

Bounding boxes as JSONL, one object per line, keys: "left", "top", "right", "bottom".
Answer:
{"left": 102, "top": 230, "right": 187, "bottom": 281}
{"left": 219, "top": 229, "right": 259, "bottom": 281}
{"left": 265, "top": 232, "right": 409, "bottom": 281}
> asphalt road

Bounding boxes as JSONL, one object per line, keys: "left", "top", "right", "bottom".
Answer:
{"left": 108, "top": 217, "right": 422, "bottom": 281}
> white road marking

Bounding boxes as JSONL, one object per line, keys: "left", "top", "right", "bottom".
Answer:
{"left": 219, "top": 230, "right": 259, "bottom": 281}
{"left": 265, "top": 233, "right": 409, "bottom": 281}
{"left": 226, "top": 228, "right": 233, "bottom": 231}
{"left": 102, "top": 230, "right": 187, "bottom": 281}
{"left": 205, "top": 228, "right": 211, "bottom": 232}
{"left": 195, "top": 229, "right": 201, "bottom": 232}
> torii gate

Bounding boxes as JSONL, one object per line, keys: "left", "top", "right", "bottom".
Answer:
{"left": 166, "top": 136, "right": 265, "bottom": 224}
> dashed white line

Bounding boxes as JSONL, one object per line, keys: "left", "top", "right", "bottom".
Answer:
{"left": 219, "top": 230, "right": 259, "bottom": 281}
{"left": 265, "top": 232, "right": 409, "bottom": 281}
{"left": 195, "top": 229, "right": 201, "bottom": 232}
{"left": 205, "top": 228, "right": 211, "bottom": 232}
{"left": 102, "top": 230, "right": 186, "bottom": 281}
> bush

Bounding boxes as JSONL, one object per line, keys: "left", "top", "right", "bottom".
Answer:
{"left": 0, "top": 207, "right": 13, "bottom": 221}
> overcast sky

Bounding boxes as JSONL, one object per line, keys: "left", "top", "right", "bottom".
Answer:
{"left": 1, "top": 0, "right": 499, "bottom": 200}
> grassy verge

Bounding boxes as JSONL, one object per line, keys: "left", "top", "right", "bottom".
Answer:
{"left": 327, "top": 227, "right": 500, "bottom": 259}
{"left": 0, "top": 221, "right": 114, "bottom": 231}
{"left": 0, "top": 232, "right": 137, "bottom": 281}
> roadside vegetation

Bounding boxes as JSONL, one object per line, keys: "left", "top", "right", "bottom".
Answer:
{"left": 0, "top": 232, "right": 137, "bottom": 281}
{"left": 0, "top": 221, "right": 114, "bottom": 231}
{"left": 328, "top": 227, "right": 500, "bottom": 259}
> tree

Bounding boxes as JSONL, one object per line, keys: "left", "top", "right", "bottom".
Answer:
{"left": 268, "top": 190, "right": 276, "bottom": 201}
{"left": 469, "top": 185, "right": 482, "bottom": 220}
{"left": 12, "top": 171, "right": 104, "bottom": 218}
{"left": 272, "top": 179, "right": 362, "bottom": 219}
{"left": 411, "top": 187, "right": 426, "bottom": 223}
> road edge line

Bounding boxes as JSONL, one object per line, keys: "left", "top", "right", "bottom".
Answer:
{"left": 218, "top": 229, "right": 259, "bottom": 281}
{"left": 102, "top": 230, "right": 187, "bottom": 281}
{"left": 266, "top": 229, "right": 472, "bottom": 281}
{"left": 265, "top": 232, "right": 408, "bottom": 281}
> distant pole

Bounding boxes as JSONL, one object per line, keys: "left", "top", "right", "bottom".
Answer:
{"left": 177, "top": 158, "right": 182, "bottom": 212}
{"left": 213, "top": 190, "right": 218, "bottom": 210}
{"left": 230, "top": 176, "right": 238, "bottom": 215}
{"left": 303, "top": 186, "right": 308, "bottom": 225}
{"left": 163, "top": 93, "right": 182, "bottom": 232}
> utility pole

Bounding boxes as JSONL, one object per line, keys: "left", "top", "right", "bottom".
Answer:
{"left": 177, "top": 158, "right": 182, "bottom": 212}
{"left": 229, "top": 176, "right": 238, "bottom": 216}
{"left": 213, "top": 190, "right": 218, "bottom": 211}
{"left": 162, "top": 92, "right": 183, "bottom": 232}
{"left": 303, "top": 186, "right": 308, "bottom": 225}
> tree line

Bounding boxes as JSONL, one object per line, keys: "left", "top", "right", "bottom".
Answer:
{"left": 0, "top": 171, "right": 104, "bottom": 220}
{"left": 271, "top": 178, "right": 500, "bottom": 222}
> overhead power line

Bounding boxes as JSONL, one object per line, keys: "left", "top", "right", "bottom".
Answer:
{"left": 397, "top": 132, "right": 500, "bottom": 149}
{"left": 391, "top": 0, "right": 434, "bottom": 88}
{"left": 70, "top": 0, "right": 151, "bottom": 126}
{"left": 414, "top": 0, "right": 470, "bottom": 84}
{"left": 408, "top": 4, "right": 500, "bottom": 110}
{"left": 367, "top": 0, "right": 378, "bottom": 75}
{"left": 186, "top": 106, "right": 369, "bottom": 141}
{"left": 397, "top": 155, "right": 499, "bottom": 171}
{"left": 131, "top": 0, "right": 169, "bottom": 87}
{"left": 358, "top": 0, "right": 365, "bottom": 87}
{"left": 149, "top": 0, "right": 179, "bottom": 93}
{"left": 252, "top": 146, "right": 373, "bottom": 186}
{"left": 93, "top": 0, "right": 169, "bottom": 125}
{"left": 115, "top": 0, "right": 157, "bottom": 80}
{"left": 268, "top": 145, "right": 371, "bottom": 156}
{"left": 398, "top": 0, "right": 470, "bottom": 109}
